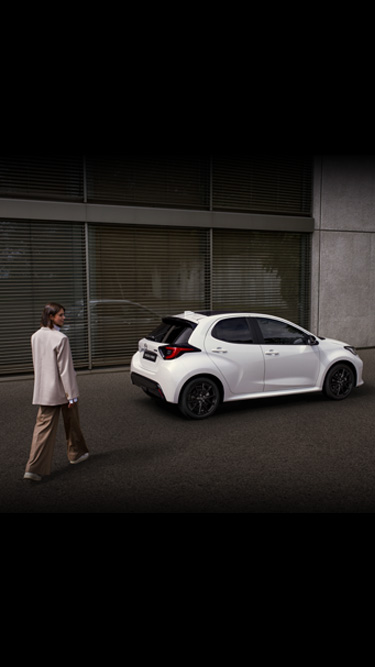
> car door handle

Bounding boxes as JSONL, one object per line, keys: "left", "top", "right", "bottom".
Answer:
{"left": 212, "top": 348, "right": 228, "bottom": 354}
{"left": 265, "top": 350, "right": 279, "bottom": 356}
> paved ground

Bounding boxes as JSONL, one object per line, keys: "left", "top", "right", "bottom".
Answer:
{"left": 1, "top": 349, "right": 375, "bottom": 513}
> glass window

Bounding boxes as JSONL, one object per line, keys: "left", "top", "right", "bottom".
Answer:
{"left": 212, "top": 318, "right": 254, "bottom": 344}
{"left": 212, "top": 156, "right": 313, "bottom": 216}
{"left": 0, "top": 156, "right": 83, "bottom": 201}
{"left": 257, "top": 318, "right": 308, "bottom": 345}
{"left": 88, "top": 224, "right": 209, "bottom": 366}
{"left": 0, "top": 220, "right": 87, "bottom": 375}
{"left": 86, "top": 156, "right": 210, "bottom": 210}
{"left": 147, "top": 320, "right": 195, "bottom": 345}
{"left": 212, "top": 229, "right": 311, "bottom": 329}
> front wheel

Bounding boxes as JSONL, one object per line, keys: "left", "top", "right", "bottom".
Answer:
{"left": 324, "top": 364, "right": 355, "bottom": 400}
{"left": 179, "top": 377, "right": 221, "bottom": 420}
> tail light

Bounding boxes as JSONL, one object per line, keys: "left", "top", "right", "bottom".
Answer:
{"left": 159, "top": 345, "right": 201, "bottom": 360}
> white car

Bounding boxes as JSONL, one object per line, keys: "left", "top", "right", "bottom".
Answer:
{"left": 131, "top": 311, "right": 364, "bottom": 419}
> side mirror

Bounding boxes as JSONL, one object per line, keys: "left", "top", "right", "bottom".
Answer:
{"left": 307, "top": 335, "right": 319, "bottom": 346}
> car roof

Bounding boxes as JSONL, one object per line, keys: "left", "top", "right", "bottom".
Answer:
{"left": 174, "top": 311, "right": 287, "bottom": 324}
{"left": 169, "top": 312, "right": 314, "bottom": 340}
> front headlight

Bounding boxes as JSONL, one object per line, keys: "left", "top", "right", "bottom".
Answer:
{"left": 344, "top": 346, "right": 358, "bottom": 356}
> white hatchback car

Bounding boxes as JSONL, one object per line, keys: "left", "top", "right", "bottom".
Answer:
{"left": 131, "top": 311, "right": 364, "bottom": 419}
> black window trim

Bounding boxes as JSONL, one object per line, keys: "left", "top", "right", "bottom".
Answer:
{"left": 248, "top": 318, "right": 264, "bottom": 345}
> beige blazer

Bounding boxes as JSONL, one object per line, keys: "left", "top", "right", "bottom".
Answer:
{"left": 31, "top": 327, "right": 80, "bottom": 406}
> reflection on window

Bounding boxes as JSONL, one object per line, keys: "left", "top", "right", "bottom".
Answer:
{"left": 257, "top": 318, "right": 307, "bottom": 345}
{"left": 212, "top": 318, "right": 254, "bottom": 344}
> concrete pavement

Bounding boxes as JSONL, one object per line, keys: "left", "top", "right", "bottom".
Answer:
{"left": 1, "top": 349, "right": 375, "bottom": 513}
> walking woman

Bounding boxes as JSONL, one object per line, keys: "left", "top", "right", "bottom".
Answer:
{"left": 24, "top": 303, "right": 89, "bottom": 482}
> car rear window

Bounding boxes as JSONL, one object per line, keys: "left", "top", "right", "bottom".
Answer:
{"left": 146, "top": 319, "right": 196, "bottom": 345}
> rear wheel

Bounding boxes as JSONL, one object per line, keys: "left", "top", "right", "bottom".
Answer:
{"left": 324, "top": 364, "right": 355, "bottom": 400}
{"left": 179, "top": 377, "right": 221, "bottom": 419}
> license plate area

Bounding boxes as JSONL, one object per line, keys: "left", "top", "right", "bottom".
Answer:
{"left": 143, "top": 350, "right": 157, "bottom": 363}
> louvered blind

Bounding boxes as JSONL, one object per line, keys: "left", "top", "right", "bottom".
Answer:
{"left": 0, "top": 156, "right": 84, "bottom": 201}
{"left": 88, "top": 224, "right": 210, "bottom": 366}
{"left": 0, "top": 220, "right": 88, "bottom": 375}
{"left": 0, "top": 220, "right": 311, "bottom": 376}
{"left": 86, "top": 156, "right": 210, "bottom": 209}
{"left": 212, "top": 155, "right": 313, "bottom": 215}
{"left": 212, "top": 229, "right": 311, "bottom": 328}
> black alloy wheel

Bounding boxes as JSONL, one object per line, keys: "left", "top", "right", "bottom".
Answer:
{"left": 324, "top": 364, "right": 355, "bottom": 400}
{"left": 179, "top": 377, "right": 221, "bottom": 419}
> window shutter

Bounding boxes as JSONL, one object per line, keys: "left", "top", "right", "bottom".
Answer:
{"left": 0, "top": 220, "right": 88, "bottom": 375}
{"left": 212, "top": 229, "right": 311, "bottom": 328}
{"left": 86, "top": 156, "right": 210, "bottom": 209}
{"left": 88, "top": 224, "right": 210, "bottom": 366}
{"left": 212, "top": 155, "right": 312, "bottom": 215}
{"left": 0, "top": 220, "right": 311, "bottom": 376}
{"left": 0, "top": 156, "right": 83, "bottom": 201}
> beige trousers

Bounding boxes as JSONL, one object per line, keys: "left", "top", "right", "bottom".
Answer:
{"left": 25, "top": 403, "right": 89, "bottom": 476}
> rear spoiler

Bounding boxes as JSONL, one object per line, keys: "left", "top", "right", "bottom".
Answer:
{"left": 162, "top": 316, "right": 197, "bottom": 327}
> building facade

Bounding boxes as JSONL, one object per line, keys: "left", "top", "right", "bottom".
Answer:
{"left": 1, "top": 154, "right": 370, "bottom": 377}
{"left": 311, "top": 155, "right": 375, "bottom": 348}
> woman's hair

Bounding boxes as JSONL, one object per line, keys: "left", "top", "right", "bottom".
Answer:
{"left": 40, "top": 303, "right": 65, "bottom": 328}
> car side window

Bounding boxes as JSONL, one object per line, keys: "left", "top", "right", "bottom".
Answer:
{"left": 256, "top": 318, "right": 308, "bottom": 345}
{"left": 212, "top": 318, "right": 254, "bottom": 344}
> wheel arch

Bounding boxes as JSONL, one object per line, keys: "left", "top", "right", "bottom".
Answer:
{"left": 178, "top": 373, "right": 225, "bottom": 405}
{"left": 324, "top": 359, "right": 358, "bottom": 387}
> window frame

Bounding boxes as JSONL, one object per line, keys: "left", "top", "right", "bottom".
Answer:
{"left": 211, "top": 317, "right": 257, "bottom": 345}
{"left": 253, "top": 317, "right": 310, "bottom": 346}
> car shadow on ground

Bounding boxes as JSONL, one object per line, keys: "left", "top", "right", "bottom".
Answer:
{"left": 136, "top": 382, "right": 373, "bottom": 421}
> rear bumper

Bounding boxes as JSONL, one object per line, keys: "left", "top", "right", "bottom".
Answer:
{"left": 131, "top": 372, "right": 166, "bottom": 400}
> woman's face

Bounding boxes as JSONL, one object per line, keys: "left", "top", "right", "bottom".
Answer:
{"left": 51, "top": 309, "right": 66, "bottom": 328}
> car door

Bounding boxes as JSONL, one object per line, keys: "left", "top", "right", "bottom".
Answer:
{"left": 204, "top": 317, "right": 265, "bottom": 395}
{"left": 255, "top": 317, "right": 320, "bottom": 391}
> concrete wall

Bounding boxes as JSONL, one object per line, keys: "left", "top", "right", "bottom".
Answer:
{"left": 311, "top": 156, "right": 375, "bottom": 347}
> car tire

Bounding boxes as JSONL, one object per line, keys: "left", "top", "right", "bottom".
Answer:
{"left": 323, "top": 363, "right": 355, "bottom": 400}
{"left": 179, "top": 376, "right": 221, "bottom": 420}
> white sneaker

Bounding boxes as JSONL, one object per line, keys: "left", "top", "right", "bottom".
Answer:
{"left": 70, "top": 453, "right": 89, "bottom": 465}
{"left": 24, "top": 472, "right": 42, "bottom": 482}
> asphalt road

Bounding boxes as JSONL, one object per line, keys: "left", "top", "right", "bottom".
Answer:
{"left": 2, "top": 349, "right": 375, "bottom": 513}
